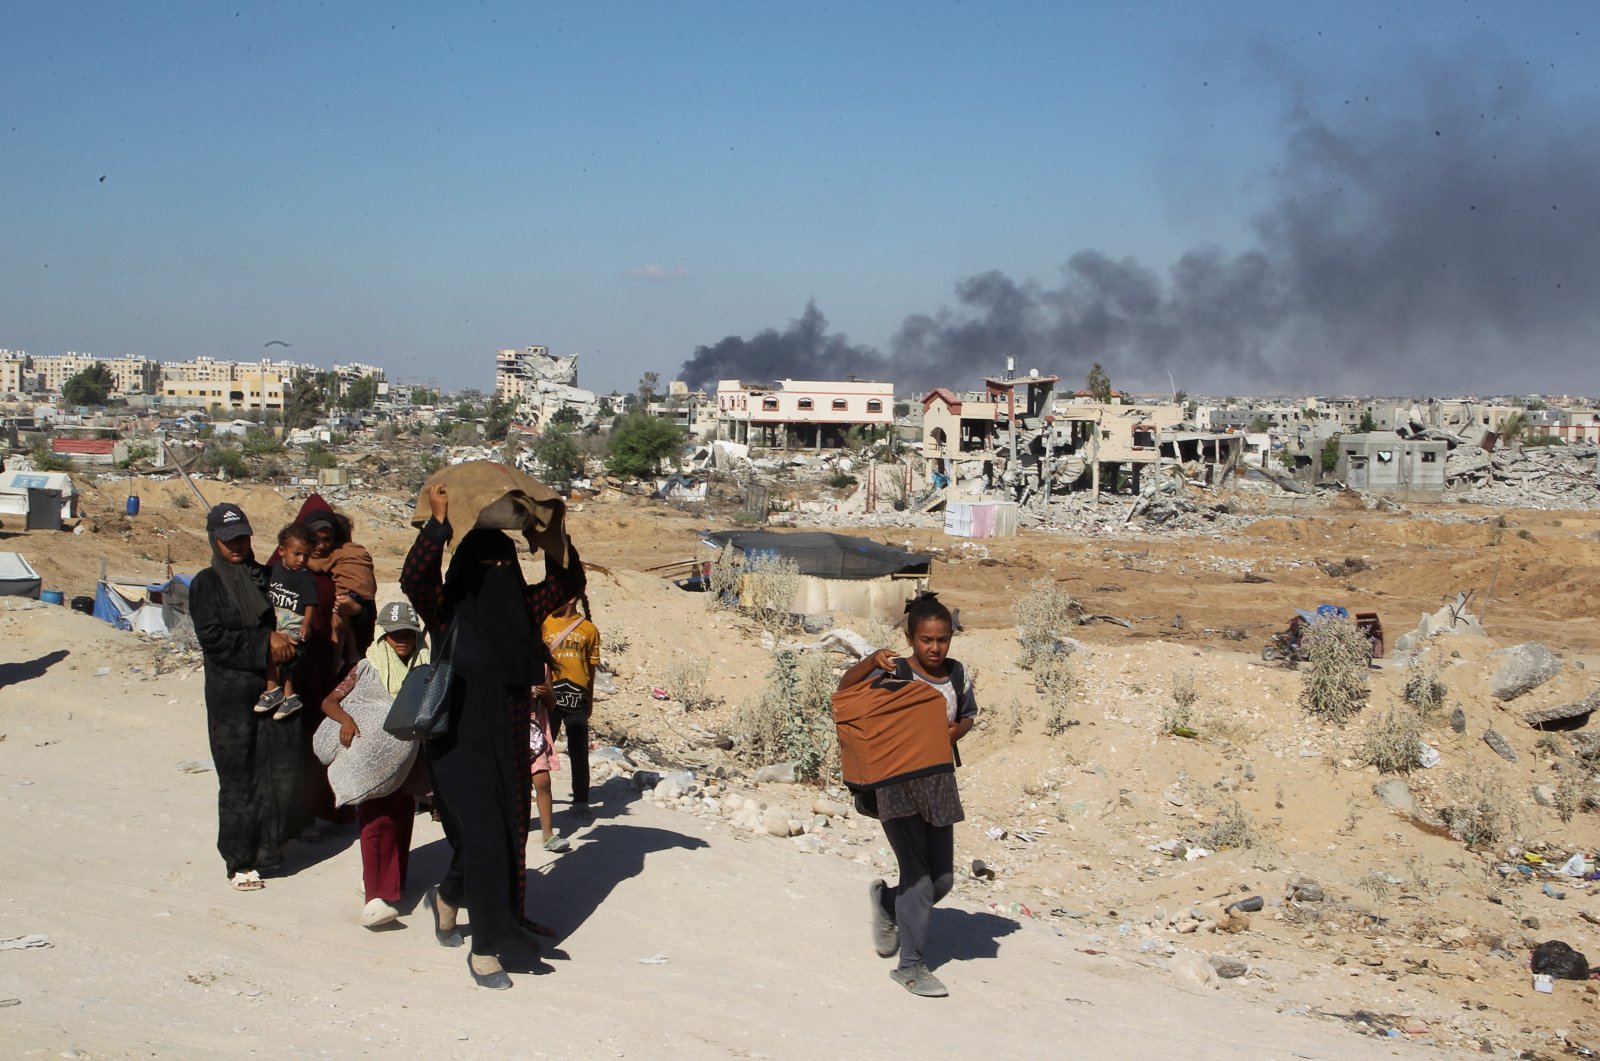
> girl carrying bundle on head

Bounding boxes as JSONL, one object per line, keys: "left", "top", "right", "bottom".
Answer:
{"left": 834, "top": 591, "right": 976, "bottom": 998}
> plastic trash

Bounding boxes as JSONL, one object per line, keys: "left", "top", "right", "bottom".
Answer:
{"left": 1557, "top": 853, "right": 1586, "bottom": 877}
{"left": 1417, "top": 743, "right": 1441, "bottom": 768}
{"left": 1227, "top": 895, "right": 1265, "bottom": 913}
{"left": 1541, "top": 883, "right": 1567, "bottom": 900}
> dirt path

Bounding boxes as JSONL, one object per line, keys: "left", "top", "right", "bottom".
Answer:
{"left": 0, "top": 604, "right": 1424, "bottom": 1060}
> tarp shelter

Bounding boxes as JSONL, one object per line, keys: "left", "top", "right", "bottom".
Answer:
{"left": 0, "top": 469, "right": 77, "bottom": 529}
{"left": 0, "top": 552, "right": 42, "bottom": 598}
{"left": 700, "top": 530, "right": 932, "bottom": 623}
{"left": 93, "top": 573, "right": 191, "bottom": 636}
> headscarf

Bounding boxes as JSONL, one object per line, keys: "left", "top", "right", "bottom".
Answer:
{"left": 303, "top": 508, "right": 349, "bottom": 552}
{"left": 445, "top": 528, "right": 538, "bottom": 688}
{"left": 208, "top": 533, "right": 272, "bottom": 627}
{"left": 365, "top": 633, "right": 431, "bottom": 698}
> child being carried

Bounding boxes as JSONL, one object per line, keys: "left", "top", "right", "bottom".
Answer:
{"left": 257, "top": 522, "right": 319, "bottom": 721}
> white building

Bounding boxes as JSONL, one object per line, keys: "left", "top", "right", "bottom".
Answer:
{"left": 715, "top": 378, "right": 895, "bottom": 448}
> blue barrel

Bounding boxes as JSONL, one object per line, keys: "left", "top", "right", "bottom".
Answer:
{"left": 126, "top": 495, "right": 141, "bottom": 516}
{"left": 41, "top": 590, "right": 65, "bottom": 605}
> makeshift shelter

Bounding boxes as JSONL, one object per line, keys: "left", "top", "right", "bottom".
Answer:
{"left": 700, "top": 530, "right": 931, "bottom": 622}
{"left": 91, "top": 568, "right": 190, "bottom": 636}
{"left": 0, "top": 469, "right": 77, "bottom": 529}
{"left": 0, "top": 552, "right": 42, "bottom": 599}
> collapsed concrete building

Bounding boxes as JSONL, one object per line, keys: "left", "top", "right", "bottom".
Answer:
{"left": 495, "top": 346, "right": 599, "bottom": 429}
{"left": 922, "top": 370, "right": 1243, "bottom": 507}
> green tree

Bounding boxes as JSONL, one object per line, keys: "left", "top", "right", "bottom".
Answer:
{"left": 1358, "top": 410, "right": 1377, "bottom": 432}
{"left": 62, "top": 362, "right": 114, "bottom": 405}
{"left": 409, "top": 386, "right": 438, "bottom": 406}
{"left": 638, "top": 371, "right": 661, "bottom": 405}
{"left": 339, "top": 375, "right": 378, "bottom": 412}
{"left": 530, "top": 424, "right": 585, "bottom": 485}
{"left": 1498, "top": 410, "right": 1528, "bottom": 443}
{"left": 485, "top": 398, "right": 516, "bottom": 441}
{"left": 282, "top": 373, "right": 323, "bottom": 431}
{"left": 607, "top": 410, "right": 686, "bottom": 477}
{"left": 549, "top": 405, "right": 583, "bottom": 427}
{"left": 1320, "top": 433, "right": 1342, "bottom": 474}
{"left": 598, "top": 394, "right": 618, "bottom": 418}
{"left": 893, "top": 401, "right": 911, "bottom": 418}
{"left": 1086, "top": 362, "right": 1112, "bottom": 404}
{"left": 1247, "top": 415, "right": 1272, "bottom": 433}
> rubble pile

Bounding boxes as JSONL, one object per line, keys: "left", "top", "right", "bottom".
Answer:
{"left": 1445, "top": 443, "right": 1600, "bottom": 510}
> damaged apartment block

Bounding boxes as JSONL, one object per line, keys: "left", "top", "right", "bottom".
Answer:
{"left": 922, "top": 364, "right": 1244, "bottom": 508}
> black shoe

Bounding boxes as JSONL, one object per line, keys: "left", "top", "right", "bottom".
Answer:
{"left": 424, "top": 887, "right": 464, "bottom": 948}
{"left": 468, "top": 955, "right": 512, "bottom": 990}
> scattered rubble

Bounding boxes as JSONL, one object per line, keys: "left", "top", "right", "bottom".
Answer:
{"left": 1446, "top": 442, "right": 1600, "bottom": 509}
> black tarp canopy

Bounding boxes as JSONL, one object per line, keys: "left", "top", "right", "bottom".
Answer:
{"left": 701, "top": 530, "right": 931, "bottom": 580}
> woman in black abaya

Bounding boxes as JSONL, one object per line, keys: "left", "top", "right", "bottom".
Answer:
{"left": 189, "top": 503, "right": 306, "bottom": 890}
{"left": 399, "top": 483, "right": 584, "bottom": 989}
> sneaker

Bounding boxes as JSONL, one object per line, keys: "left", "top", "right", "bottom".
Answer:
{"left": 890, "top": 962, "right": 948, "bottom": 998}
{"left": 272, "top": 694, "right": 304, "bottom": 721}
{"left": 254, "top": 688, "right": 284, "bottom": 714}
{"left": 869, "top": 879, "right": 899, "bottom": 958}
{"left": 361, "top": 897, "right": 400, "bottom": 929}
{"left": 543, "top": 834, "right": 571, "bottom": 853}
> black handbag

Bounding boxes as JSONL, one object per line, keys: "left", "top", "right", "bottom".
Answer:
{"left": 382, "top": 619, "right": 459, "bottom": 741}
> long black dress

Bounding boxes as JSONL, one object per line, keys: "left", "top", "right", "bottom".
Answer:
{"left": 191, "top": 565, "right": 311, "bottom": 876}
{"left": 400, "top": 519, "right": 583, "bottom": 956}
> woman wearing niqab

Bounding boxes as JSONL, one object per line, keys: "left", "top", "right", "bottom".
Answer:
{"left": 400, "top": 483, "right": 584, "bottom": 988}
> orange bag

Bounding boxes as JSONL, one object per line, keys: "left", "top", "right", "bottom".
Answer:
{"left": 832, "top": 665, "right": 954, "bottom": 791}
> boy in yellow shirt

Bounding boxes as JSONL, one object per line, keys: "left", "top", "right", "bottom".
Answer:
{"left": 542, "top": 593, "right": 602, "bottom": 820}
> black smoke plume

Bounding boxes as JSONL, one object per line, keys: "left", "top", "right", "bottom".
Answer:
{"left": 681, "top": 41, "right": 1600, "bottom": 396}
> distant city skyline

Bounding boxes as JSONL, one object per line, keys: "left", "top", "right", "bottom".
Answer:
{"left": 4, "top": 2, "right": 1598, "bottom": 396}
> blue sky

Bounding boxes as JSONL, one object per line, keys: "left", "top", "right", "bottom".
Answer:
{"left": 3, "top": 2, "right": 1597, "bottom": 395}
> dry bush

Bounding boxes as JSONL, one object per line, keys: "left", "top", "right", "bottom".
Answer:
{"left": 1358, "top": 707, "right": 1425, "bottom": 774}
{"left": 1439, "top": 768, "right": 1520, "bottom": 847}
{"left": 1031, "top": 653, "right": 1076, "bottom": 737}
{"left": 1164, "top": 671, "right": 1198, "bottom": 734}
{"left": 707, "top": 547, "right": 744, "bottom": 610}
{"left": 1198, "top": 709, "right": 1257, "bottom": 748}
{"left": 1401, "top": 658, "right": 1448, "bottom": 716}
{"left": 1203, "top": 801, "right": 1259, "bottom": 850}
{"left": 745, "top": 553, "right": 802, "bottom": 632}
{"left": 1299, "top": 616, "right": 1371, "bottom": 723}
{"left": 1013, "top": 578, "right": 1080, "bottom": 669}
{"left": 1554, "top": 762, "right": 1586, "bottom": 823}
{"left": 662, "top": 658, "right": 717, "bottom": 711}
{"left": 733, "top": 650, "right": 839, "bottom": 782}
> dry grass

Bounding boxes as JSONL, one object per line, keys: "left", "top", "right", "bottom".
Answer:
{"left": 1031, "top": 653, "right": 1076, "bottom": 737}
{"left": 1164, "top": 671, "right": 1198, "bottom": 734}
{"left": 663, "top": 658, "right": 718, "bottom": 712}
{"left": 1357, "top": 706, "right": 1424, "bottom": 774}
{"left": 1013, "top": 578, "right": 1080, "bottom": 669}
{"left": 733, "top": 650, "right": 839, "bottom": 783}
{"left": 1401, "top": 658, "right": 1448, "bottom": 716}
{"left": 1202, "top": 801, "right": 1259, "bottom": 850}
{"left": 1300, "top": 615, "right": 1371, "bottom": 723}
{"left": 1439, "top": 768, "right": 1520, "bottom": 847}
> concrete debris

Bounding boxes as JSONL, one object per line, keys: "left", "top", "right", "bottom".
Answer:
{"left": 1445, "top": 442, "right": 1600, "bottom": 510}
{"left": 1488, "top": 642, "right": 1562, "bottom": 701}
{"left": 1522, "top": 689, "right": 1599, "bottom": 730}
{"left": 1482, "top": 729, "right": 1519, "bottom": 763}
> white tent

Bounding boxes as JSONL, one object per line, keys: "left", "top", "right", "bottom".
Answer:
{"left": 0, "top": 552, "right": 41, "bottom": 598}
{"left": 0, "top": 469, "right": 77, "bottom": 523}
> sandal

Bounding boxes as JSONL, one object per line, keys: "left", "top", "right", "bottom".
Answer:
{"left": 229, "top": 870, "right": 265, "bottom": 892}
{"left": 542, "top": 834, "right": 571, "bottom": 853}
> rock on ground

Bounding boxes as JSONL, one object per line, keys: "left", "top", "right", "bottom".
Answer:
{"left": 1489, "top": 642, "right": 1562, "bottom": 701}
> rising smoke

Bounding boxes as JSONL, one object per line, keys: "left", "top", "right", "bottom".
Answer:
{"left": 680, "top": 41, "right": 1600, "bottom": 395}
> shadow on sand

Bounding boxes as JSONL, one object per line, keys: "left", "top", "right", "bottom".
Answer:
{"left": 0, "top": 649, "right": 71, "bottom": 690}
{"left": 926, "top": 908, "right": 1022, "bottom": 970}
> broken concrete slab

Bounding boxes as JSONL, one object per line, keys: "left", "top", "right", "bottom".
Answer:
{"left": 1523, "top": 689, "right": 1599, "bottom": 730}
{"left": 1489, "top": 642, "right": 1562, "bottom": 701}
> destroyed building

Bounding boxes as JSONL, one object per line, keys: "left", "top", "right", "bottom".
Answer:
{"left": 714, "top": 379, "right": 894, "bottom": 449}
{"left": 1336, "top": 432, "right": 1447, "bottom": 500}
{"left": 923, "top": 370, "right": 1242, "bottom": 506}
{"left": 494, "top": 345, "right": 599, "bottom": 429}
